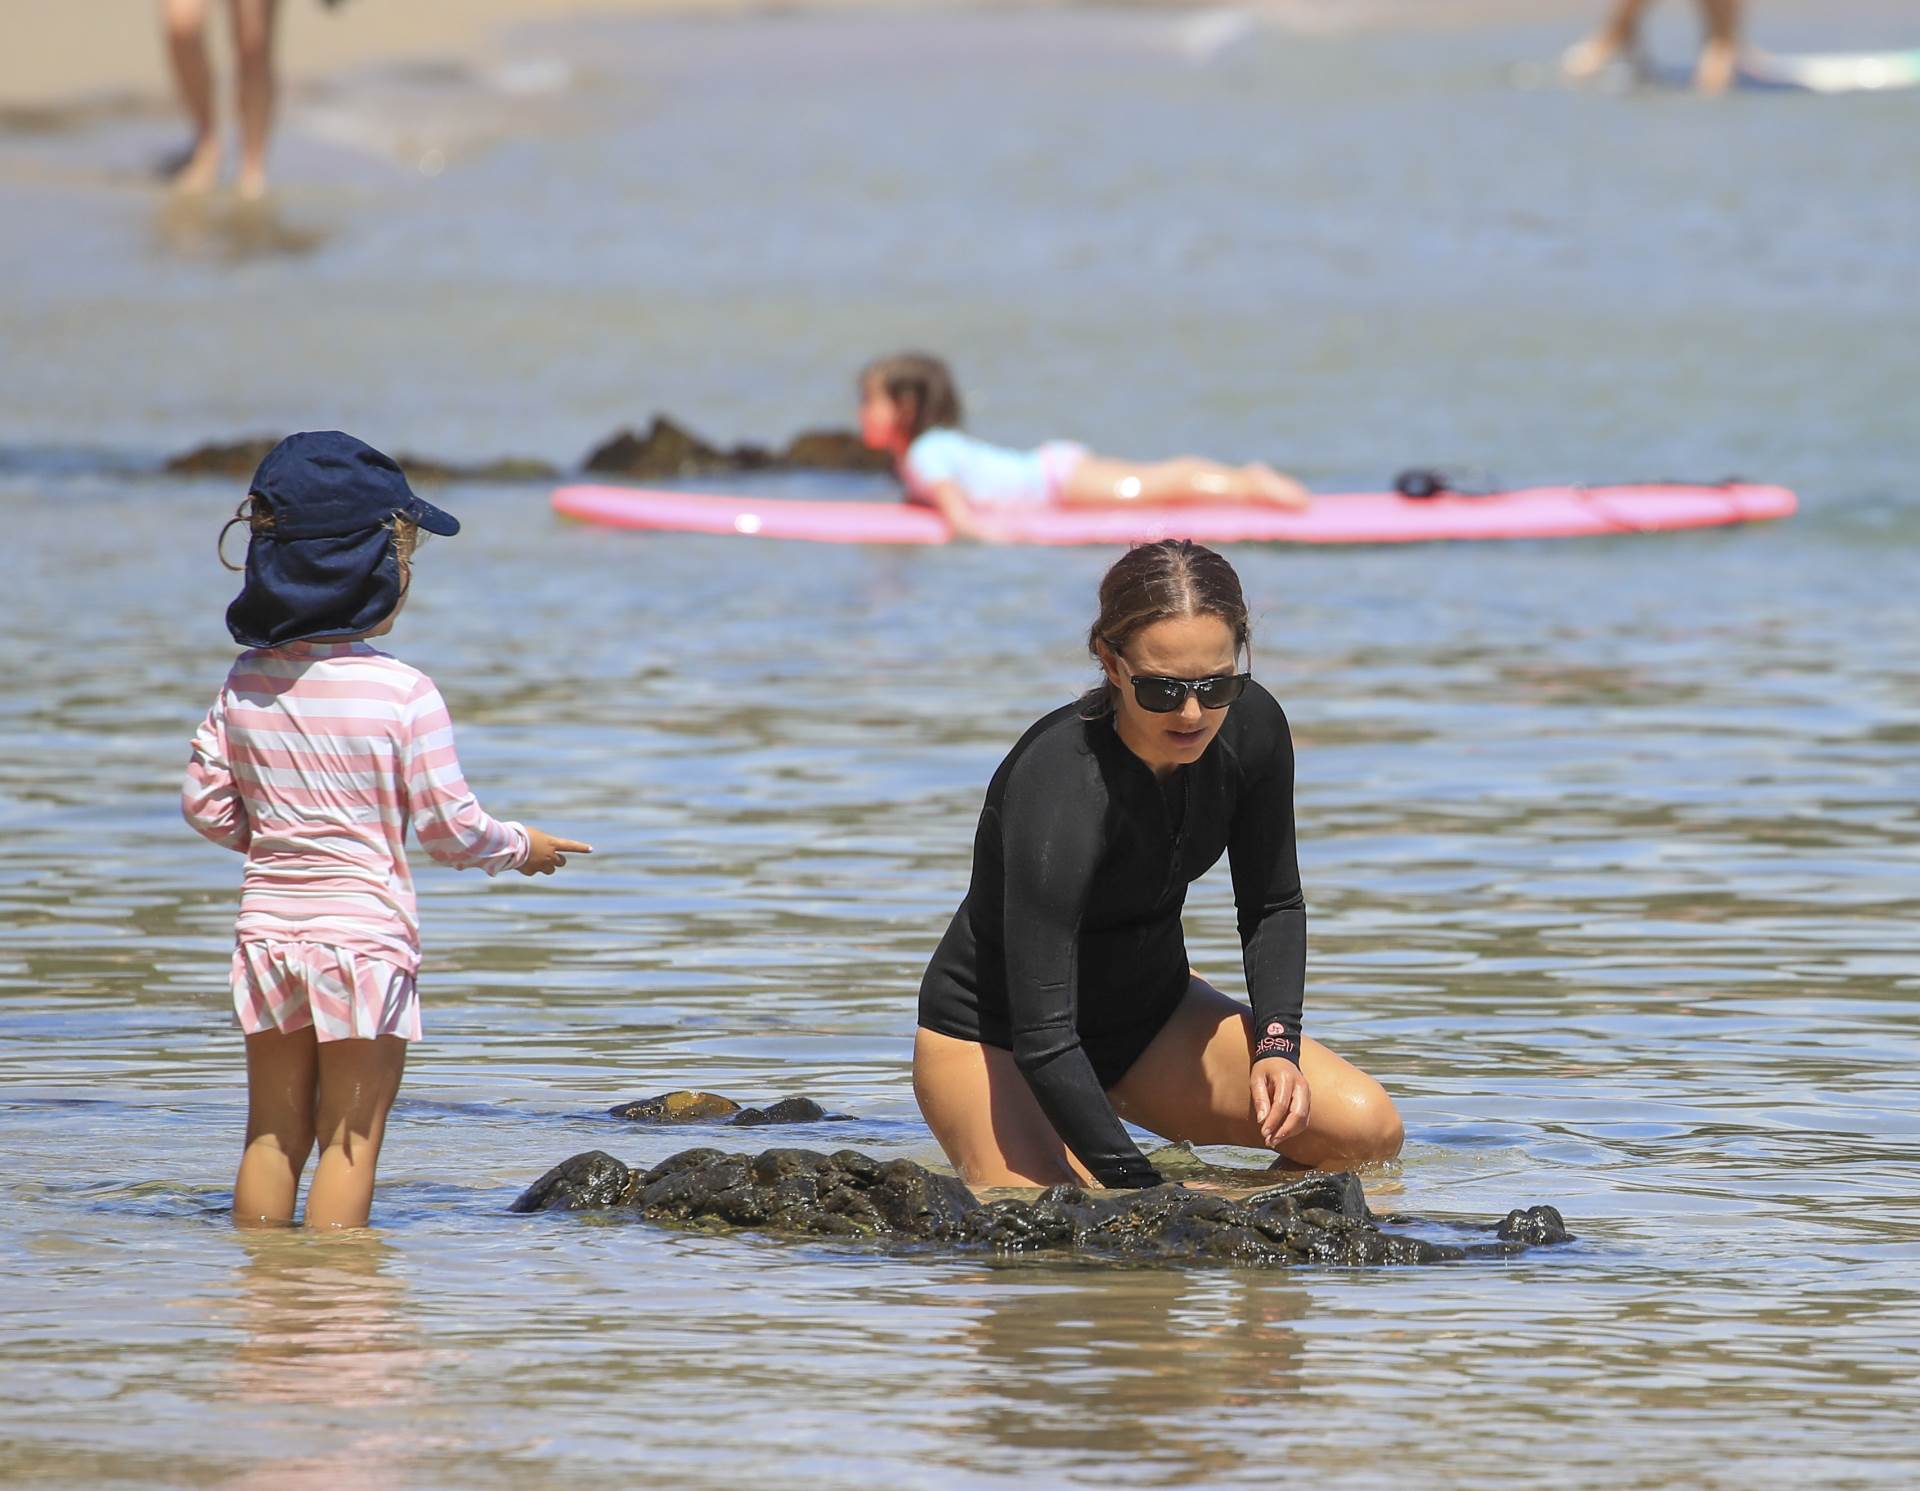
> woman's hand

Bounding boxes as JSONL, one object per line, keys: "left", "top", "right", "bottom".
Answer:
{"left": 519, "top": 826, "right": 593, "bottom": 876}
{"left": 1251, "top": 1056, "right": 1310, "bottom": 1151}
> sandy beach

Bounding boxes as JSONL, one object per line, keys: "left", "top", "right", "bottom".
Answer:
{"left": 0, "top": 0, "right": 865, "bottom": 108}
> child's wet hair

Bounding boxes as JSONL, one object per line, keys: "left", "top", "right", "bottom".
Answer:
{"left": 1081, "top": 540, "right": 1252, "bottom": 716}
{"left": 860, "top": 352, "right": 964, "bottom": 443}
{"left": 218, "top": 496, "right": 423, "bottom": 592}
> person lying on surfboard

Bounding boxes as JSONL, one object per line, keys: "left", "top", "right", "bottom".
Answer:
{"left": 1562, "top": 0, "right": 1743, "bottom": 95}
{"left": 857, "top": 352, "right": 1309, "bottom": 542}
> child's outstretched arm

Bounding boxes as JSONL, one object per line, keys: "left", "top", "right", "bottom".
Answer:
{"left": 399, "top": 678, "right": 589, "bottom": 875}
{"left": 183, "top": 695, "right": 253, "bottom": 853}
{"left": 918, "top": 480, "right": 991, "bottom": 542}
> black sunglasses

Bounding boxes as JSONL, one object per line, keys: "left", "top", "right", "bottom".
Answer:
{"left": 1121, "top": 660, "right": 1250, "bottom": 713}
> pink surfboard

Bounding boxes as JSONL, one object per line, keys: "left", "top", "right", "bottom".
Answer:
{"left": 551, "top": 481, "right": 1796, "bottom": 547}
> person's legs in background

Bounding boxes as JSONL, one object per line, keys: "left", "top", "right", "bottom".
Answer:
{"left": 160, "top": 0, "right": 221, "bottom": 191}
{"left": 1694, "top": 0, "right": 1743, "bottom": 95}
{"left": 229, "top": 0, "right": 282, "bottom": 199}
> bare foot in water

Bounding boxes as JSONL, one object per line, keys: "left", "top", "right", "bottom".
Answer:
{"left": 1560, "top": 35, "right": 1622, "bottom": 81}
{"left": 1247, "top": 464, "right": 1310, "bottom": 510}
{"left": 166, "top": 136, "right": 222, "bottom": 194}
{"left": 1694, "top": 37, "right": 1740, "bottom": 94}
{"left": 236, "top": 164, "right": 269, "bottom": 202}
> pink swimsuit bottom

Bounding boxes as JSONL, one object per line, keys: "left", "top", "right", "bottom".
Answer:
{"left": 231, "top": 940, "right": 422, "bottom": 1043}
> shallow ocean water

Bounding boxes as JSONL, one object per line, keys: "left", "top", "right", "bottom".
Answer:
{"left": 2, "top": 4, "right": 1918, "bottom": 1488}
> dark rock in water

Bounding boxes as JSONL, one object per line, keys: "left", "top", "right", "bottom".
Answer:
{"left": 164, "top": 436, "right": 558, "bottom": 483}
{"left": 581, "top": 418, "right": 891, "bottom": 478}
{"left": 630, "top": 1147, "right": 978, "bottom": 1239}
{"left": 1496, "top": 1205, "right": 1571, "bottom": 1245}
{"left": 606, "top": 1091, "right": 832, "bottom": 1126}
{"left": 730, "top": 1097, "right": 828, "bottom": 1127}
{"left": 510, "top": 1150, "right": 637, "bottom": 1213}
{"left": 163, "top": 418, "right": 877, "bottom": 486}
{"left": 608, "top": 1090, "right": 743, "bottom": 1123}
{"left": 164, "top": 437, "right": 281, "bottom": 479}
{"left": 779, "top": 428, "right": 893, "bottom": 473}
{"left": 511, "top": 1146, "right": 1575, "bottom": 1269}
{"left": 582, "top": 417, "right": 733, "bottom": 478}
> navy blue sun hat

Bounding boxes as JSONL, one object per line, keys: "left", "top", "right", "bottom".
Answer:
{"left": 225, "top": 431, "right": 460, "bottom": 648}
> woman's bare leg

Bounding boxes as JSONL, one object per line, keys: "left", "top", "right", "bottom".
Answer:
{"left": 1059, "top": 456, "right": 1308, "bottom": 510}
{"left": 160, "top": 0, "right": 221, "bottom": 191}
{"left": 1108, "top": 977, "right": 1403, "bottom": 1171}
{"left": 303, "top": 1035, "right": 407, "bottom": 1230}
{"left": 1693, "top": 0, "right": 1742, "bottom": 94}
{"left": 228, "top": 0, "right": 281, "bottom": 199}
{"left": 234, "top": 1026, "right": 318, "bottom": 1226}
{"left": 913, "top": 1026, "right": 1097, "bottom": 1188}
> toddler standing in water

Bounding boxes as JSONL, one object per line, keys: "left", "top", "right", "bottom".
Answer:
{"left": 857, "top": 352, "right": 1310, "bottom": 540}
{"left": 184, "top": 432, "right": 590, "bottom": 1230}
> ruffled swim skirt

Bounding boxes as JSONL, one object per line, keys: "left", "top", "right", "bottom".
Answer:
{"left": 231, "top": 940, "right": 421, "bottom": 1043}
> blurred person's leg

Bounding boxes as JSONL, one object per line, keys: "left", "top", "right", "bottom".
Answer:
{"left": 229, "top": 0, "right": 282, "bottom": 199}
{"left": 160, "top": 0, "right": 221, "bottom": 191}
{"left": 1694, "top": 0, "right": 1742, "bottom": 94}
{"left": 1563, "top": 0, "right": 1654, "bottom": 79}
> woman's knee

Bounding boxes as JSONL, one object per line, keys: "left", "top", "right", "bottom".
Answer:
{"left": 1338, "top": 1079, "right": 1405, "bottom": 1162}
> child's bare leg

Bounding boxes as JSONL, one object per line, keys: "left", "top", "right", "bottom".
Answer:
{"left": 1564, "top": 0, "right": 1654, "bottom": 78}
{"left": 1693, "top": 0, "right": 1741, "bottom": 94}
{"left": 304, "top": 1036, "right": 407, "bottom": 1231}
{"left": 234, "top": 1027, "right": 318, "bottom": 1226}
{"left": 1060, "top": 456, "right": 1307, "bottom": 510}
{"left": 160, "top": 0, "right": 221, "bottom": 191}
{"left": 228, "top": 0, "right": 281, "bottom": 199}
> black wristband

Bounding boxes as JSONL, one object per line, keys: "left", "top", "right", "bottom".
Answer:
{"left": 1252, "top": 1017, "right": 1300, "bottom": 1064}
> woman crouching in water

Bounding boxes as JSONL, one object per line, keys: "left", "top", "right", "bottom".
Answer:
{"left": 914, "top": 539, "right": 1402, "bottom": 1187}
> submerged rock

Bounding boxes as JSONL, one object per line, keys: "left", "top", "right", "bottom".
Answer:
{"left": 1496, "top": 1205, "right": 1572, "bottom": 1245}
{"left": 731, "top": 1097, "right": 830, "bottom": 1126}
{"left": 777, "top": 428, "right": 893, "bottom": 473}
{"left": 581, "top": 418, "right": 890, "bottom": 478}
{"left": 1143, "top": 1140, "right": 1330, "bottom": 1191}
{"left": 606, "top": 1091, "right": 833, "bottom": 1126}
{"left": 164, "top": 436, "right": 559, "bottom": 483}
{"left": 582, "top": 417, "right": 742, "bottom": 478}
{"left": 510, "top": 1146, "right": 1574, "bottom": 1269}
{"left": 514, "top": 1149, "right": 638, "bottom": 1212}
{"left": 609, "top": 1090, "right": 743, "bottom": 1123}
{"left": 513, "top": 1146, "right": 978, "bottom": 1240}
{"left": 164, "top": 437, "right": 282, "bottom": 478}
{"left": 163, "top": 417, "right": 882, "bottom": 487}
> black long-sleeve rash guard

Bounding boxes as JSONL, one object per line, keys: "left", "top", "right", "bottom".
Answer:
{"left": 918, "top": 680, "right": 1308, "bottom": 1189}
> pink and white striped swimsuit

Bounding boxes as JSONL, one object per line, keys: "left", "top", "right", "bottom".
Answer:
{"left": 183, "top": 640, "right": 529, "bottom": 1041}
